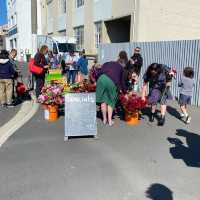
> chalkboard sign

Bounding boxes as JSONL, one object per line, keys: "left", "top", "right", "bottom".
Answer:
{"left": 64, "top": 93, "right": 97, "bottom": 140}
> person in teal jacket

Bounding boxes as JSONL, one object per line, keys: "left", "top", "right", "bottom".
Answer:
{"left": 77, "top": 52, "right": 88, "bottom": 80}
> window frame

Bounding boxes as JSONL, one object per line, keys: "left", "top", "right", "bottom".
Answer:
{"left": 60, "top": 0, "right": 66, "bottom": 14}
{"left": 76, "top": 0, "right": 84, "bottom": 8}
{"left": 74, "top": 26, "right": 84, "bottom": 51}
{"left": 95, "top": 21, "right": 102, "bottom": 49}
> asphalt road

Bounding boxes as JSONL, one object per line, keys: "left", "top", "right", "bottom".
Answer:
{"left": 0, "top": 105, "right": 20, "bottom": 127}
{"left": 0, "top": 102, "right": 200, "bottom": 200}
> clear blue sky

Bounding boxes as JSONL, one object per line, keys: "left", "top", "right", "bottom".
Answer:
{"left": 0, "top": 0, "right": 7, "bottom": 25}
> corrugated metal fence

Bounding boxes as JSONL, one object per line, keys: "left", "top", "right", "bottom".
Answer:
{"left": 98, "top": 40, "right": 200, "bottom": 106}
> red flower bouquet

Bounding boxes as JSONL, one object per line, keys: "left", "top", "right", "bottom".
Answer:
{"left": 119, "top": 93, "right": 147, "bottom": 113}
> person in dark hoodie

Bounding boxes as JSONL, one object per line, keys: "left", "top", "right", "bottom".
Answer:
{"left": 0, "top": 50, "right": 17, "bottom": 107}
{"left": 9, "top": 49, "right": 19, "bottom": 100}
{"left": 130, "top": 47, "right": 143, "bottom": 76}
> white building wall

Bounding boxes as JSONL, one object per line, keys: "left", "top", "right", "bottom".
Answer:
{"left": 57, "top": 14, "right": 66, "bottom": 31}
{"left": 47, "top": 2, "right": 54, "bottom": 34}
{"left": 73, "top": 7, "right": 84, "bottom": 27}
{"left": 17, "top": 0, "right": 32, "bottom": 55}
{"left": 137, "top": 0, "right": 200, "bottom": 42}
{"left": 37, "top": 0, "right": 42, "bottom": 35}
{"left": 93, "top": 0, "right": 112, "bottom": 22}
{"left": 6, "top": 0, "right": 17, "bottom": 51}
{"left": 7, "top": 0, "right": 35, "bottom": 60}
{"left": 5, "top": 37, "right": 10, "bottom": 50}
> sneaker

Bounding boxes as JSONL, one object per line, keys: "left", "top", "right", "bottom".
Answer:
{"left": 7, "top": 104, "right": 15, "bottom": 108}
{"left": 180, "top": 113, "right": 185, "bottom": 119}
{"left": 185, "top": 116, "right": 191, "bottom": 124}
{"left": 108, "top": 120, "right": 114, "bottom": 127}
{"left": 0, "top": 104, "right": 7, "bottom": 108}
{"left": 158, "top": 115, "right": 165, "bottom": 126}
{"left": 103, "top": 119, "right": 107, "bottom": 125}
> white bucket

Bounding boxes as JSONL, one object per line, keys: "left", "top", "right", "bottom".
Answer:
{"left": 44, "top": 109, "right": 49, "bottom": 120}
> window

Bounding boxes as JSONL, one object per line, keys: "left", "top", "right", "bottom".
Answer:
{"left": 14, "top": 13, "right": 17, "bottom": 25}
{"left": 11, "top": 16, "right": 14, "bottom": 26}
{"left": 58, "top": 43, "right": 77, "bottom": 53}
{"left": 76, "top": 0, "right": 84, "bottom": 8}
{"left": 10, "top": 39, "right": 13, "bottom": 49}
{"left": 14, "top": 38, "right": 17, "bottom": 48}
{"left": 95, "top": 22, "right": 102, "bottom": 48}
{"left": 53, "top": 43, "right": 58, "bottom": 54}
{"left": 60, "top": 0, "right": 66, "bottom": 13}
{"left": 0, "top": 38, "right": 3, "bottom": 47}
{"left": 74, "top": 26, "right": 84, "bottom": 50}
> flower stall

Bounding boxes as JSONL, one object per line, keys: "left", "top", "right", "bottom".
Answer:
{"left": 38, "top": 67, "right": 96, "bottom": 122}
{"left": 38, "top": 84, "right": 65, "bottom": 121}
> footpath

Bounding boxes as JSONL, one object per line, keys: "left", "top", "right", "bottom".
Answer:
{"left": 0, "top": 61, "right": 28, "bottom": 127}
{"left": 0, "top": 61, "right": 38, "bottom": 146}
{"left": 0, "top": 105, "right": 20, "bottom": 127}
{"left": 0, "top": 102, "right": 199, "bottom": 200}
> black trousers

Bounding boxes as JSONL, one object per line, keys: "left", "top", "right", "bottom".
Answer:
{"left": 34, "top": 75, "right": 44, "bottom": 98}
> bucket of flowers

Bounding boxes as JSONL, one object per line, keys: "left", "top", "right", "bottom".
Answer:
{"left": 70, "top": 81, "right": 96, "bottom": 93}
{"left": 119, "top": 93, "right": 147, "bottom": 125}
{"left": 38, "top": 84, "right": 65, "bottom": 122}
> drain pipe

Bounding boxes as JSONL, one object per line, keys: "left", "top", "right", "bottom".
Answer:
{"left": 132, "top": 0, "right": 139, "bottom": 42}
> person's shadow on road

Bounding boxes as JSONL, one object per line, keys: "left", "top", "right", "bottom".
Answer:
{"left": 167, "top": 129, "right": 200, "bottom": 168}
{"left": 166, "top": 106, "right": 181, "bottom": 120}
{"left": 146, "top": 183, "right": 173, "bottom": 200}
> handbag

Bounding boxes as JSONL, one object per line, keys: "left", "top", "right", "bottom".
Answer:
{"left": 28, "top": 58, "right": 44, "bottom": 75}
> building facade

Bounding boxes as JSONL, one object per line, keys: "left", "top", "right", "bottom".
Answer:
{"left": 0, "top": 25, "right": 8, "bottom": 51}
{"left": 66, "top": 0, "right": 135, "bottom": 54}
{"left": 6, "top": 0, "right": 37, "bottom": 60}
{"left": 136, "top": 0, "right": 200, "bottom": 42}
{"left": 40, "top": 0, "right": 67, "bottom": 36}
{"left": 8, "top": 0, "right": 200, "bottom": 56}
{"left": 40, "top": 0, "right": 135, "bottom": 54}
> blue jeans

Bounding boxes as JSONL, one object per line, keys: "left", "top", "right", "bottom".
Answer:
{"left": 67, "top": 70, "right": 77, "bottom": 84}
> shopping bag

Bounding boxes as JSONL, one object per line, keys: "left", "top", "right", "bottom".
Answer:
{"left": 28, "top": 58, "right": 44, "bottom": 75}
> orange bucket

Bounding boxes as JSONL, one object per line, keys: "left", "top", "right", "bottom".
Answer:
{"left": 125, "top": 110, "right": 139, "bottom": 125}
{"left": 48, "top": 105, "right": 58, "bottom": 122}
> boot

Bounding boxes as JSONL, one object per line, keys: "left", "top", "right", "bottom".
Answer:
{"left": 149, "top": 112, "right": 155, "bottom": 122}
{"left": 158, "top": 115, "right": 165, "bottom": 126}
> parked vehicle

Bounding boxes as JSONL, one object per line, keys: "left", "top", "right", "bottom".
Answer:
{"left": 33, "top": 35, "right": 78, "bottom": 64}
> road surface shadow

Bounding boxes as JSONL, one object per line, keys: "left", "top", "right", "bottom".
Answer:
{"left": 13, "top": 91, "right": 32, "bottom": 106}
{"left": 166, "top": 106, "right": 180, "bottom": 120}
{"left": 146, "top": 183, "right": 173, "bottom": 200}
{"left": 167, "top": 129, "right": 200, "bottom": 168}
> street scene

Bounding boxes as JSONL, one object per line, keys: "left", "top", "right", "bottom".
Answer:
{"left": 0, "top": 0, "right": 200, "bottom": 200}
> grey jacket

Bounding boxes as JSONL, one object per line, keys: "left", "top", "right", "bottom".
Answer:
{"left": 178, "top": 76, "right": 194, "bottom": 96}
